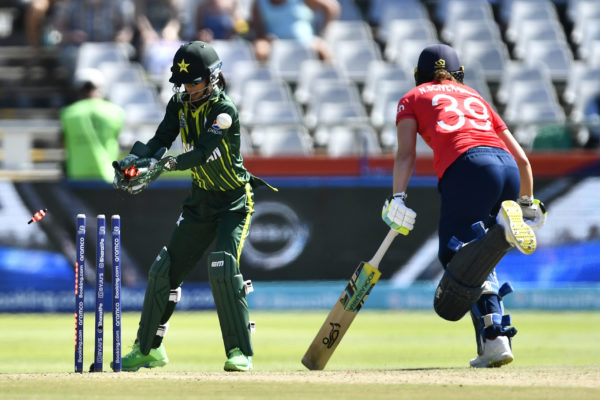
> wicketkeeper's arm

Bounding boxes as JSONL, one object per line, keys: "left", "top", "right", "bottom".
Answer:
{"left": 171, "top": 109, "right": 234, "bottom": 171}
{"left": 144, "top": 96, "right": 186, "bottom": 156}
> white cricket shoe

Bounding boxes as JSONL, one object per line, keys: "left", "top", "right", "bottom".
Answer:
{"left": 470, "top": 336, "right": 514, "bottom": 368}
{"left": 497, "top": 200, "right": 536, "bottom": 255}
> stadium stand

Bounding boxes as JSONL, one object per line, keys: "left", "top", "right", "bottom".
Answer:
{"left": 294, "top": 59, "right": 345, "bottom": 105}
{"left": 362, "top": 60, "right": 412, "bottom": 106}
{"left": 332, "top": 38, "right": 383, "bottom": 83}
{"left": 252, "top": 125, "right": 314, "bottom": 156}
{"left": 2, "top": 0, "right": 600, "bottom": 174}
{"left": 267, "top": 39, "right": 318, "bottom": 83}
{"left": 323, "top": 124, "right": 382, "bottom": 157}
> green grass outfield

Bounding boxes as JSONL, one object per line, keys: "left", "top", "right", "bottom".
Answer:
{"left": 1, "top": 310, "right": 599, "bottom": 399}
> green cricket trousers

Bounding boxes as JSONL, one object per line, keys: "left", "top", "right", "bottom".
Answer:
{"left": 166, "top": 182, "right": 254, "bottom": 288}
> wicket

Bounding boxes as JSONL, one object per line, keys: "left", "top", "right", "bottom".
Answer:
{"left": 74, "top": 214, "right": 122, "bottom": 373}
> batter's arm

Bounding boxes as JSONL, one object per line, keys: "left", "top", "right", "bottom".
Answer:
{"left": 497, "top": 128, "right": 533, "bottom": 198}
{"left": 393, "top": 118, "right": 418, "bottom": 194}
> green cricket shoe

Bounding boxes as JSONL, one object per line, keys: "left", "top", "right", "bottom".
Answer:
{"left": 223, "top": 348, "right": 252, "bottom": 372}
{"left": 111, "top": 343, "right": 169, "bottom": 372}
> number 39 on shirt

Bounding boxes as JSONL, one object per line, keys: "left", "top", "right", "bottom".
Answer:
{"left": 432, "top": 94, "right": 492, "bottom": 132}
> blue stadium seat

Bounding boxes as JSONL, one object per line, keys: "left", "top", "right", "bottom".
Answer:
{"left": 304, "top": 79, "right": 364, "bottom": 129}
{"left": 227, "top": 60, "right": 279, "bottom": 104}
{"left": 323, "top": 125, "right": 382, "bottom": 157}
{"left": 522, "top": 40, "right": 573, "bottom": 81}
{"left": 268, "top": 40, "right": 318, "bottom": 83}
{"left": 385, "top": 38, "right": 431, "bottom": 71}
{"left": 563, "top": 63, "right": 600, "bottom": 105}
{"left": 332, "top": 39, "right": 382, "bottom": 83}
{"left": 505, "top": 0, "right": 561, "bottom": 44}
{"left": 75, "top": 42, "right": 130, "bottom": 71}
{"left": 239, "top": 80, "right": 294, "bottom": 120}
{"left": 294, "top": 60, "right": 345, "bottom": 105}
{"left": 458, "top": 40, "right": 510, "bottom": 82}
{"left": 576, "top": 21, "right": 600, "bottom": 60}
{"left": 463, "top": 61, "right": 495, "bottom": 107}
{"left": 370, "top": 0, "right": 429, "bottom": 43}
{"left": 362, "top": 60, "right": 412, "bottom": 106}
{"left": 211, "top": 38, "right": 255, "bottom": 77}
{"left": 252, "top": 126, "right": 314, "bottom": 156}
{"left": 511, "top": 19, "right": 568, "bottom": 59}
{"left": 440, "top": 0, "right": 496, "bottom": 44}
{"left": 370, "top": 83, "right": 412, "bottom": 129}
{"left": 496, "top": 62, "right": 554, "bottom": 105}
{"left": 324, "top": 20, "right": 374, "bottom": 47}
{"left": 241, "top": 99, "right": 304, "bottom": 127}
{"left": 98, "top": 61, "right": 146, "bottom": 91}
{"left": 382, "top": 19, "right": 438, "bottom": 60}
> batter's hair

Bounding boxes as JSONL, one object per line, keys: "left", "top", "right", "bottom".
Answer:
{"left": 432, "top": 69, "right": 464, "bottom": 84}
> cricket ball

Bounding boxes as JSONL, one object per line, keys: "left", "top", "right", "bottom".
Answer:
{"left": 216, "top": 113, "right": 232, "bottom": 129}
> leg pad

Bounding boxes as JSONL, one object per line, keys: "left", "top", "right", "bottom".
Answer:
{"left": 434, "top": 224, "right": 511, "bottom": 321}
{"left": 208, "top": 251, "right": 254, "bottom": 357}
{"left": 434, "top": 271, "right": 484, "bottom": 321}
{"left": 138, "top": 247, "right": 175, "bottom": 355}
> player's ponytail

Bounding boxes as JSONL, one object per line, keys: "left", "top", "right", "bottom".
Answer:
{"left": 432, "top": 69, "right": 463, "bottom": 84}
{"left": 217, "top": 72, "right": 227, "bottom": 91}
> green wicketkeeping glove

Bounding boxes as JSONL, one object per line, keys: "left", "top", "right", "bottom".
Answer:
{"left": 113, "top": 147, "right": 171, "bottom": 195}
{"left": 124, "top": 153, "right": 175, "bottom": 195}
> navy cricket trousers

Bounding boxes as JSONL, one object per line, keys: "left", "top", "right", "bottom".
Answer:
{"left": 437, "top": 146, "right": 520, "bottom": 268}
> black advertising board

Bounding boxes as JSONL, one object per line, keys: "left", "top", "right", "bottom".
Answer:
{"left": 16, "top": 178, "right": 440, "bottom": 281}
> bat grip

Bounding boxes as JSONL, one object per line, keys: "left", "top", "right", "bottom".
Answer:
{"left": 368, "top": 229, "right": 399, "bottom": 268}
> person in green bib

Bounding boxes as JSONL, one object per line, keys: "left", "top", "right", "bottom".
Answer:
{"left": 60, "top": 68, "right": 124, "bottom": 182}
{"left": 112, "top": 41, "right": 275, "bottom": 372}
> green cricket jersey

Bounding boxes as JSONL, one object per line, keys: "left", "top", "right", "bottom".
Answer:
{"left": 146, "top": 88, "right": 250, "bottom": 191}
{"left": 61, "top": 98, "right": 124, "bottom": 182}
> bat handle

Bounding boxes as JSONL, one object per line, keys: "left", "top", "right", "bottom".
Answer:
{"left": 368, "top": 229, "right": 399, "bottom": 269}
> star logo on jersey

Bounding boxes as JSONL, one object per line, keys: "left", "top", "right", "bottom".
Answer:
{"left": 178, "top": 59, "right": 190, "bottom": 73}
{"left": 434, "top": 59, "right": 446, "bottom": 69}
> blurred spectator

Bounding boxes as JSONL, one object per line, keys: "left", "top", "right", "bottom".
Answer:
{"left": 133, "top": 0, "right": 183, "bottom": 81}
{"left": 251, "top": 0, "right": 341, "bottom": 62}
{"left": 53, "top": 0, "right": 133, "bottom": 45}
{"left": 52, "top": 0, "right": 134, "bottom": 74}
{"left": 60, "top": 68, "right": 125, "bottom": 182}
{"left": 195, "top": 0, "right": 248, "bottom": 42}
{"left": 24, "top": 0, "right": 60, "bottom": 48}
{"left": 135, "top": 0, "right": 181, "bottom": 44}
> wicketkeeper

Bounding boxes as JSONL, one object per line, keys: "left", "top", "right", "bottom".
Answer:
{"left": 382, "top": 44, "right": 547, "bottom": 368}
{"left": 112, "top": 41, "right": 275, "bottom": 372}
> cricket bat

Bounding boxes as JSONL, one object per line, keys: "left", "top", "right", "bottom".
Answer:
{"left": 301, "top": 229, "right": 399, "bottom": 370}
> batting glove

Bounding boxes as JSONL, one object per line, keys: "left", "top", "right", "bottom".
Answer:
{"left": 382, "top": 192, "right": 417, "bottom": 235}
{"left": 517, "top": 196, "right": 547, "bottom": 231}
